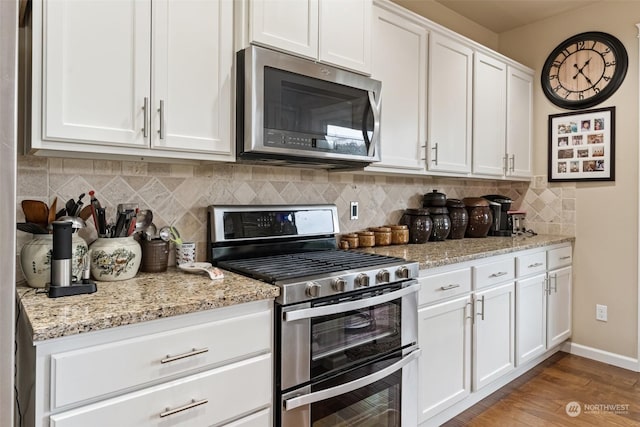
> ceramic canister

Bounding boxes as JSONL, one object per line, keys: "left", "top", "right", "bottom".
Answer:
{"left": 90, "top": 236, "right": 142, "bottom": 281}
{"left": 20, "top": 234, "right": 88, "bottom": 288}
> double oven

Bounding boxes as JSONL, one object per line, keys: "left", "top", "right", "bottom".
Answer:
{"left": 208, "top": 204, "right": 420, "bottom": 427}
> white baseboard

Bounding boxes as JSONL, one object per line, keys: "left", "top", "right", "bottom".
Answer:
{"left": 562, "top": 341, "right": 640, "bottom": 372}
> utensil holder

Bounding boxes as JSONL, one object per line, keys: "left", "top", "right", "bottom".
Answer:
{"left": 89, "top": 236, "right": 141, "bottom": 281}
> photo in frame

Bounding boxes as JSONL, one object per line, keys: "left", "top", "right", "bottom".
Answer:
{"left": 548, "top": 106, "right": 615, "bottom": 182}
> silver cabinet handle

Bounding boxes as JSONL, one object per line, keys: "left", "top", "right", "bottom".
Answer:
{"left": 283, "top": 348, "right": 421, "bottom": 411}
{"left": 477, "top": 295, "right": 485, "bottom": 321}
{"left": 142, "top": 97, "right": 149, "bottom": 138}
{"left": 440, "top": 284, "right": 460, "bottom": 291}
{"left": 160, "top": 347, "right": 209, "bottom": 364}
{"left": 509, "top": 154, "right": 515, "bottom": 172}
{"left": 528, "top": 262, "right": 544, "bottom": 268}
{"left": 284, "top": 282, "right": 419, "bottom": 322}
{"left": 158, "top": 99, "right": 166, "bottom": 140}
{"left": 550, "top": 274, "right": 558, "bottom": 293}
{"left": 559, "top": 255, "right": 571, "bottom": 260}
{"left": 160, "top": 398, "right": 208, "bottom": 418}
{"left": 502, "top": 155, "right": 508, "bottom": 174}
{"left": 465, "top": 301, "right": 473, "bottom": 320}
{"left": 489, "top": 271, "right": 508, "bottom": 278}
{"left": 431, "top": 143, "right": 438, "bottom": 165}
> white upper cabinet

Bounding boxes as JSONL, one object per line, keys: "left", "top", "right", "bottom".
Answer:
{"left": 246, "top": 0, "right": 372, "bottom": 74}
{"left": 366, "top": 2, "right": 428, "bottom": 173}
{"left": 506, "top": 65, "right": 534, "bottom": 178}
{"left": 28, "top": 0, "right": 234, "bottom": 161}
{"left": 427, "top": 32, "right": 473, "bottom": 174}
{"left": 472, "top": 52, "right": 507, "bottom": 177}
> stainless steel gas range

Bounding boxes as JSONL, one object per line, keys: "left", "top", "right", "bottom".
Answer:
{"left": 208, "top": 204, "right": 420, "bottom": 427}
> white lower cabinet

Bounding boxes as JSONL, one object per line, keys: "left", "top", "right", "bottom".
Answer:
{"left": 515, "top": 273, "right": 547, "bottom": 366}
{"left": 17, "top": 300, "right": 274, "bottom": 427}
{"left": 472, "top": 282, "right": 515, "bottom": 391}
{"left": 418, "top": 295, "right": 472, "bottom": 422}
{"left": 418, "top": 243, "right": 573, "bottom": 425}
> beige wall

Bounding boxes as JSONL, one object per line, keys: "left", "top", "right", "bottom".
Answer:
{"left": 499, "top": 3, "right": 640, "bottom": 358}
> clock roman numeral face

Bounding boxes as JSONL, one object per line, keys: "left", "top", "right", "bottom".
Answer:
{"left": 541, "top": 32, "right": 628, "bottom": 110}
{"left": 547, "top": 41, "right": 616, "bottom": 101}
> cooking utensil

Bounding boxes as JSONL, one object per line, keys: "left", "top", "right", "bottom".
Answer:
{"left": 169, "top": 226, "right": 182, "bottom": 245}
{"left": 22, "top": 200, "right": 49, "bottom": 228}
{"left": 16, "top": 222, "right": 49, "bottom": 234}
{"left": 78, "top": 205, "right": 93, "bottom": 221}
{"left": 158, "top": 226, "right": 172, "bottom": 242}
{"left": 134, "top": 209, "right": 153, "bottom": 232}
{"left": 144, "top": 223, "right": 158, "bottom": 241}
{"left": 48, "top": 197, "right": 57, "bottom": 226}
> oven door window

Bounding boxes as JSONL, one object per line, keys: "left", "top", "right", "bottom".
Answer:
{"left": 264, "top": 67, "right": 374, "bottom": 155}
{"left": 311, "top": 290, "right": 401, "bottom": 379}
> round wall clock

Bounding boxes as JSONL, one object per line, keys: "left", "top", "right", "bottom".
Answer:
{"left": 541, "top": 31, "right": 628, "bottom": 110}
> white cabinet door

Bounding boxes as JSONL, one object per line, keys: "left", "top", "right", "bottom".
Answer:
{"left": 473, "top": 282, "right": 515, "bottom": 391}
{"left": 366, "top": 5, "right": 427, "bottom": 173}
{"left": 152, "top": 0, "right": 233, "bottom": 154}
{"left": 427, "top": 32, "right": 473, "bottom": 174}
{"left": 515, "top": 274, "right": 547, "bottom": 366}
{"left": 506, "top": 66, "right": 533, "bottom": 178}
{"left": 42, "top": 0, "right": 150, "bottom": 148}
{"left": 319, "top": 0, "right": 372, "bottom": 74}
{"left": 249, "top": 0, "right": 319, "bottom": 60}
{"left": 418, "top": 295, "right": 472, "bottom": 423}
{"left": 547, "top": 266, "right": 572, "bottom": 348}
{"left": 472, "top": 52, "right": 506, "bottom": 177}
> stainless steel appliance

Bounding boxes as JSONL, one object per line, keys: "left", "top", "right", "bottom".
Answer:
{"left": 483, "top": 194, "right": 513, "bottom": 236}
{"left": 208, "top": 205, "right": 420, "bottom": 427}
{"left": 236, "top": 46, "right": 382, "bottom": 169}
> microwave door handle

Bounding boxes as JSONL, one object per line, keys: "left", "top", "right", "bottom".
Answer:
{"left": 283, "top": 348, "right": 421, "bottom": 411}
{"left": 366, "top": 90, "right": 381, "bottom": 157}
{"left": 283, "top": 281, "right": 419, "bottom": 322}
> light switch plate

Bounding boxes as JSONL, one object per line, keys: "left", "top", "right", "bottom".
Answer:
{"left": 350, "top": 202, "right": 358, "bottom": 220}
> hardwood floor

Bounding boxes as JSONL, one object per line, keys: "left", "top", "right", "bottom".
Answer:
{"left": 443, "top": 352, "right": 640, "bottom": 426}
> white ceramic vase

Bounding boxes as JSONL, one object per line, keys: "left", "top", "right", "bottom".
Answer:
{"left": 90, "top": 237, "right": 142, "bottom": 281}
{"left": 20, "top": 234, "right": 89, "bottom": 288}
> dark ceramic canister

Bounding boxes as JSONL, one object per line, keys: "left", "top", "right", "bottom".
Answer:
{"left": 140, "top": 239, "right": 169, "bottom": 272}
{"left": 423, "top": 189, "right": 447, "bottom": 207}
{"left": 462, "top": 197, "right": 493, "bottom": 238}
{"left": 426, "top": 207, "right": 451, "bottom": 241}
{"left": 446, "top": 198, "right": 469, "bottom": 239}
{"left": 399, "top": 209, "right": 432, "bottom": 244}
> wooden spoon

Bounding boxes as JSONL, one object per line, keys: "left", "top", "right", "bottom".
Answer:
{"left": 21, "top": 200, "right": 49, "bottom": 229}
{"left": 47, "top": 197, "right": 57, "bottom": 226}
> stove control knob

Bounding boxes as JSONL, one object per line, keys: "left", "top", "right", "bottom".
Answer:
{"left": 376, "top": 269, "right": 390, "bottom": 284}
{"left": 332, "top": 277, "right": 347, "bottom": 292}
{"left": 355, "top": 273, "right": 370, "bottom": 288}
{"left": 396, "top": 266, "right": 410, "bottom": 279}
{"left": 306, "top": 282, "right": 321, "bottom": 298}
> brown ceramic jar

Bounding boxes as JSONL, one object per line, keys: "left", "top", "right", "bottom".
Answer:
{"left": 446, "top": 198, "right": 469, "bottom": 239}
{"left": 343, "top": 233, "right": 359, "bottom": 249}
{"left": 426, "top": 207, "right": 451, "bottom": 241}
{"left": 372, "top": 227, "right": 392, "bottom": 246}
{"left": 399, "top": 209, "right": 432, "bottom": 244}
{"left": 462, "top": 197, "right": 493, "bottom": 238}
{"left": 357, "top": 231, "right": 376, "bottom": 247}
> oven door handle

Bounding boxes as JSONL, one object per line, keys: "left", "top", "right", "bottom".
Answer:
{"left": 283, "top": 281, "right": 419, "bottom": 322}
{"left": 283, "top": 348, "right": 421, "bottom": 411}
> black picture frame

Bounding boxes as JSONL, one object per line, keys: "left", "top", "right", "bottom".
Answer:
{"left": 548, "top": 106, "right": 615, "bottom": 182}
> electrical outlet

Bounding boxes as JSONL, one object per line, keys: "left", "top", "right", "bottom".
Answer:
{"left": 596, "top": 304, "right": 607, "bottom": 322}
{"left": 350, "top": 201, "right": 359, "bottom": 220}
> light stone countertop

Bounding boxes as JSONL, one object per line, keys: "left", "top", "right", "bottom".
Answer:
{"left": 354, "top": 234, "right": 575, "bottom": 270}
{"left": 17, "top": 268, "right": 280, "bottom": 342}
{"left": 17, "top": 234, "right": 573, "bottom": 342}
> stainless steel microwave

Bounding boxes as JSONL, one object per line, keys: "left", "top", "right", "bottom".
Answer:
{"left": 236, "top": 46, "right": 382, "bottom": 169}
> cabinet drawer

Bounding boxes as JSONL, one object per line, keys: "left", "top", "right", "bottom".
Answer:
{"left": 50, "top": 353, "right": 272, "bottom": 427}
{"left": 419, "top": 268, "right": 471, "bottom": 305}
{"left": 51, "top": 309, "right": 271, "bottom": 409}
{"left": 548, "top": 245, "right": 572, "bottom": 269}
{"left": 515, "top": 251, "right": 546, "bottom": 277}
{"left": 473, "top": 257, "right": 515, "bottom": 290}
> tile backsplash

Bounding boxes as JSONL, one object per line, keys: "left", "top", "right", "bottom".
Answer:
{"left": 15, "top": 155, "right": 575, "bottom": 282}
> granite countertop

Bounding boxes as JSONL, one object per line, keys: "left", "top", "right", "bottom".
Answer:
{"left": 17, "top": 234, "right": 573, "bottom": 343}
{"left": 17, "top": 268, "right": 280, "bottom": 342}
{"left": 356, "top": 234, "right": 574, "bottom": 270}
